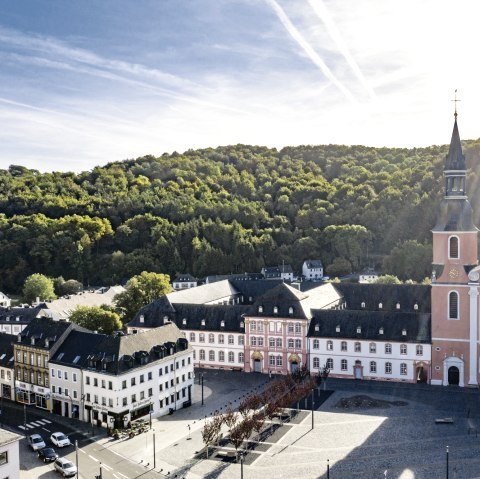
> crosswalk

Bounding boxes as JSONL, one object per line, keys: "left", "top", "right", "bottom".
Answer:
{"left": 18, "top": 418, "right": 52, "bottom": 431}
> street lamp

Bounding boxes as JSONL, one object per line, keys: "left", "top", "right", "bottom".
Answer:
{"left": 240, "top": 450, "right": 245, "bottom": 479}
{"left": 149, "top": 402, "right": 153, "bottom": 429}
{"left": 153, "top": 429, "right": 156, "bottom": 469}
{"left": 446, "top": 445, "right": 449, "bottom": 479}
{"left": 75, "top": 440, "right": 79, "bottom": 479}
{"left": 23, "top": 403, "right": 27, "bottom": 437}
{"left": 327, "top": 459, "right": 330, "bottom": 479}
{"left": 311, "top": 388, "right": 314, "bottom": 430}
{"left": 201, "top": 374, "right": 204, "bottom": 406}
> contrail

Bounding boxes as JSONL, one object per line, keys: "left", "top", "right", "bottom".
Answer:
{"left": 265, "top": 0, "right": 357, "bottom": 103}
{"left": 308, "top": 0, "right": 376, "bottom": 99}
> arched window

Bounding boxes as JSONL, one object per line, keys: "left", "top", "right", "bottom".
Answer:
{"left": 341, "top": 359, "right": 348, "bottom": 371}
{"left": 369, "top": 343, "right": 376, "bottom": 353}
{"left": 354, "top": 342, "right": 361, "bottom": 352}
{"left": 400, "top": 344, "right": 407, "bottom": 354}
{"left": 219, "top": 351, "right": 225, "bottom": 362}
{"left": 288, "top": 307, "right": 294, "bottom": 315}
{"left": 449, "top": 291, "right": 459, "bottom": 319}
{"left": 228, "top": 335, "right": 234, "bottom": 344}
{"left": 385, "top": 343, "right": 392, "bottom": 354}
{"left": 341, "top": 341, "right": 347, "bottom": 351}
{"left": 209, "top": 350, "right": 215, "bottom": 361}
{"left": 416, "top": 345, "right": 423, "bottom": 356}
{"left": 370, "top": 361, "right": 377, "bottom": 373}
{"left": 238, "top": 352, "right": 244, "bottom": 363}
{"left": 189, "top": 332, "right": 195, "bottom": 342}
{"left": 313, "top": 339, "right": 320, "bottom": 349}
{"left": 199, "top": 349, "right": 205, "bottom": 361}
{"left": 326, "top": 358, "right": 333, "bottom": 369}
{"left": 326, "top": 340, "right": 333, "bottom": 351}
{"left": 313, "top": 357, "right": 320, "bottom": 368}
{"left": 228, "top": 352, "right": 234, "bottom": 363}
{"left": 400, "top": 363, "right": 407, "bottom": 375}
{"left": 218, "top": 334, "right": 224, "bottom": 344}
{"left": 209, "top": 333, "right": 215, "bottom": 343}
{"left": 199, "top": 333, "right": 205, "bottom": 343}
{"left": 449, "top": 236, "right": 459, "bottom": 259}
{"left": 385, "top": 362, "right": 392, "bottom": 374}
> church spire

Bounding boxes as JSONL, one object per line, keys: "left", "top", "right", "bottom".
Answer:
{"left": 445, "top": 114, "right": 466, "bottom": 172}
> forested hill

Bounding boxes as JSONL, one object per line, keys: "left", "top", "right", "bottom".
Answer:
{"left": 2, "top": 139, "right": 480, "bottom": 293}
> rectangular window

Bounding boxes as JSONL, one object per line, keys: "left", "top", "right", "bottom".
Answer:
{"left": 58, "top": 370, "right": 62, "bottom": 379}
{"left": 131, "top": 394, "right": 136, "bottom": 403}
{"left": 93, "top": 378, "right": 98, "bottom": 387}
{"left": 109, "top": 398, "right": 113, "bottom": 407}
{"left": 102, "top": 397, "right": 106, "bottom": 406}
{"left": 238, "top": 336, "right": 244, "bottom": 345}
{"left": 131, "top": 377, "right": 136, "bottom": 386}
{"left": 416, "top": 345, "right": 423, "bottom": 356}
{"left": 148, "top": 372, "right": 153, "bottom": 380}
{"left": 73, "top": 373, "right": 77, "bottom": 383}
{"left": 159, "top": 367, "right": 163, "bottom": 376}
{"left": 148, "top": 388, "right": 153, "bottom": 397}
{"left": 86, "top": 393, "right": 91, "bottom": 402}
{"left": 140, "top": 375, "right": 145, "bottom": 383}
{"left": 51, "top": 368, "right": 55, "bottom": 377}
{"left": 86, "top": 376, "right": 90, "bottom": 385}
{"left": 94, "top": 394, "right": 98, "bottom": 404}
{"left": 122, "top": 380, "right": 127, "bottom": 389}
{"left": 108, "top": 381, "right": 113, "bottom": 390}
{"left": 101, "top": 380, "right": 106, "bottom": 389}
{"left": 140, "top": 391, "right": 145, "bottom": 400}
{"left": 64, "top": 372, "right": 68, "bottom": 381}
{"left": 123, "top": 397, "right": 127, "bottom": 406}
{"left": 0, "top": 451, "right": 7, "bottom": 465}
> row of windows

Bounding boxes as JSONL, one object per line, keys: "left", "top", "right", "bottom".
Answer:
{"left": 16, "top": 368, "right": 49, "bottom": 387}
{"left": 197, "top": 350, "right": 244, "bottom": 363}
{"left": 191, "top": 332, "right": 244, "bottom": 345}
{"left": 268, "top": 355, "right": 283, "bottom": 367}
{"left": 51, "top": 370, "right": 78, "bottom": 382}
{"left": 250, "top": 321, "right": 302, "bottom": 334}
{"left": 159, "top": 387, "right": 188, "bottom": 408}
{"left": 15, "top": 351, "right": 48, "bottom": 368}
{"left": 313, "top": 357, "right": 408, "bottom": 375}
{"left": 159, "top": 373, "right": 192, "bottom": 391}
{"left": 315, "top": 341, "right": 423, "bottom": 356}
{"left": 256, "top": 306, "right": 296, "bottom": 316}
{"left": 51, "top": 386, "right": 78, "bottom": 398}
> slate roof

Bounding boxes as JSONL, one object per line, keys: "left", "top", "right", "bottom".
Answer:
{"left": 173, "top": 274, "right": 198, "bottom": 283}
{"left": 262, "top": 265, "right": 294, "bottom": 277}
{"left": 0, "top": 304, "right": 50, "bottom": 324}
{"left": 172, "top": 303, "right": 249, "bottom": 332}
{"left": 51, "top": 322, "right": 190, "bottom": 375}
{"left": 16, "top": 317, "right": 77, "bottom": 350}
{"left": 0, "top": 332, "right": 15, "bottom": 368}
{"left": 205, "top": 273, "right": 265, "bottom": 283}
{"left": 304, "top": 259, "right": 323, "bottom": 268}
{"left": 166, "top": 280, "right": 239, "bottom": 304}
{"left": 308, "top": 309, "right": 431, "bottom": 343}
{"left": 229, "top": 279, "right": 283, "bottom": 303}
{"left": 334, "top": 283, "right": 431, "bottom": 313}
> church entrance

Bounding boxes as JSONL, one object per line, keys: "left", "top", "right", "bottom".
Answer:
{"left": 253, "top": 359, "right": 261, "bottom": 373}
{"left": 448, "top": 366, "right": 460, "bottom": 385}
{"left": 290, "top": 362, "right": 299, "bottom": 375}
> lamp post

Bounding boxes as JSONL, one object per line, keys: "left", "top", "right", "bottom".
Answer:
{"left": 23, "top": 403, "right": 27, "bottom": 437}
{"left": 240, "top": 451, "right": 244, "bottom": 479}
{"left": 153, "top": 429, "right": 156, "bottom": 469}
{"left": 75, "top": 440, "right": 79, "bottom": 479}
{"left": 327, "top": 459, "right": 330, "bottom": 479}
{"left": 446, "top": 445, "right": 449, "bottom": 479}
{"left": 201, "top": 374, "right": 204, "bottom": 406}
{"left": 149, "top": 402, "right": 153, "bottom": 429}
{"left": 311, "top": 388, "right": 314, "bottom": 430}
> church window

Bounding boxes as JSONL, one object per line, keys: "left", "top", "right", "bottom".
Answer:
{"left": 449, "top": 236, "right": 459, "bottom": 259}
{"left": 449, "top": 291, "right": 459, "bottom": 319}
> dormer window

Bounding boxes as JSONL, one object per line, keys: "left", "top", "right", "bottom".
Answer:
{"left": 378, "top": 303, "right": 383, "bottom": 309}
{"left": 220, "top": 320, "right": 225, "bottom": 328}
{"left": 258, "top": 306, "right": 263, "bottom": 313}
{"left": 163, "top": 315, "right": 169, "bottom": 324}
{"left": 414, "top": 303, "right": 418, "bottom": 311}
{"left": 336, "top": 325, "right": 340, "bottom": 333}
{"left": 139, "top": 315, "right": 144, "bottom": 323}
{"left": 288, "top": 307, "right": 293, "bottom": 315}
{"left": 17, "top": 333, "right": 21, "bottom": 342}
{"left": 402, "top": 328, "right": 407, "bottom": 336}
{"left": 201, "top": 319, "right": 206, "bottom": 326}
{"left": 182, "top": 318, "right": 187, "bottom": 325}
{"left": 379, "top": 327, "right": 384, "bottom": 335}
{"left": 315, "top": 324, "right": 319, "bottom": 331}
{"left": 240, "top": 321, "right": 244, "bottom": 328}
{"left": 273, "top": 306, "right": 278, "bottom": 315}
{"left": 361, "top": 302, "right": 366, "bottom": 308}
{"left": 31, "top": 337, "right": 35, "bottom": 345}
{"left": 396, "top": 303, "right": 400, "bottom": 310}
{"left": 356, "top": 326, "right": 362, "bottom": 334}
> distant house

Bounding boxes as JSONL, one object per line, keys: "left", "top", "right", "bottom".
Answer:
{"left": 172, "top": 274, "right": 198, "bottom": 290}
{"left": 261, "top": 265, "right": 294, "bottom": 281}
{"left": 0, "top": 305, "right": 51, "bottom": 335}
{"left": 0, "top": 293, "right": 11, "bottom": 308}
{"left": 0, "top": 333, "right": 15, "bottom": 401}
{"left": 205, "top": 273, "right": 263, "bottom": 284}
{"left": 302, "top": 260, "right": 324, "bottom": 281}
{"left": 0, "top": 429, "right": 22, "bottom": 479}
{"left": 359, "top": 268, "right": 379, "bottom": 284}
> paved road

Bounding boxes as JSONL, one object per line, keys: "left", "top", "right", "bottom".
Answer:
{"left": 14, "top": 370, "right": 480, "bottom": 479}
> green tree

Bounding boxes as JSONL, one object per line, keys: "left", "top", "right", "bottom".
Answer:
{"left": 114, "top": 271, "right": 172, "bottom": 321}
{"left": 69, "top": 306, "right": 122, "bottom": 335}
{"left": 23, "top": 273, "right": 56, "bottom": 303}
{"left": 374, "top": 275, "right": 402, "bottom": 284}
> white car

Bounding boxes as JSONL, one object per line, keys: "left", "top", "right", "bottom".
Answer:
{"left": 27, "top": 433, "right": 46, "bottom": 451}
{"left": 53, "top": 457, "right": 77, "bottom": 477}
{"left": 50, "top": 432, "right": 71, "bottom": 448}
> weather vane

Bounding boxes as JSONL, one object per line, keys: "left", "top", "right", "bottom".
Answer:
{"left": 452, "top": 89, "right": 460, "bottom": 119}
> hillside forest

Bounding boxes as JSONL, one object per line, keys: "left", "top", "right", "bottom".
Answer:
{"left": 2, "top": 139, "right": 480, "bottom": 294}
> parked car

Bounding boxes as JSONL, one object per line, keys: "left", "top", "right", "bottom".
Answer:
{"left": 27, "top": 434, "right": 46, "bottom": 451}
{"left": 38, "top": 447, "right": 58, "bottom": 463}
{"left": 53, "top": 457, "right": 77, "bottom": 477}
{"left": 50, "top": 432, "right": 71, "bottom": 448}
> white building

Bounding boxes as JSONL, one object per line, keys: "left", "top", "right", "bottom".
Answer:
{"left": 358, "top": 268, "right": 379, "bottom": 284}
{"left": 0, "top": 428, "right": 22, "bottom": 479}
{"left": 172, "top": 274, "right": 198, "bottom": 291}
{"left": 50, "top": 323, "right": 194, "bottom": 429}
{"left": 0, "top": 333, "right": 15, "bottom": 401}
{"left": 302, "top": 260, "right": 324, "bottom": 281}
{"left": 0, "top": 293, "right": 11, "bottom": 308}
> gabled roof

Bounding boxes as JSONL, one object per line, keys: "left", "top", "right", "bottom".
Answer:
{"left": 0, "top": 305, "right": 49, "bottom": 323}
{"left": 334, "top": 283, "right": 431, "bottom": 313}
{"left": 172, "top": 303, "right": 249, "bottom": 332}
{"left": 308, "top": 309, "right": 431, "bottom": 343}
{"left": 51, "top": 323, "right": 189, "bottom": 375}
{"left": 173, "top": 274, "right": 198, "bottom": 283}
{"left": 206, "top": 273, "right": 264, "bottom": 283}
{"left": 166, "top": 279, "right": 239, "bottom": 304}
{"left": 304, "top": 259, "right": 323, "bottom": 268}
{"left": 16, "top": 317, "right": 77, "bottom": 350}
{"left": 262, "top": 265, "right": 294, "bottom": 276}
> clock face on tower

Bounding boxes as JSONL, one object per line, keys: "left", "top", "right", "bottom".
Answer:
{"left": 449, "top": 267, "right": 459, "bottom": 279}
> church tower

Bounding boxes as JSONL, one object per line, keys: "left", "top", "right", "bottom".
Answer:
{"left": 431, "top": 110, "right": 479, "bottom": 386}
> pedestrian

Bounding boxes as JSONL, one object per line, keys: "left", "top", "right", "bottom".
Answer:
{"left": 269, "top": 370, "right": 272, "bottom": 380}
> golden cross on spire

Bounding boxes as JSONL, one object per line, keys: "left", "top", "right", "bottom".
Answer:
{"left": 452, "top": 89, "right": 461, "bottom": 119}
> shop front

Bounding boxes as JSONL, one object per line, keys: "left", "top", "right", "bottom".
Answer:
{"left": 33, "top": 385, "right": 51, "bottom": 410}
{"left": 15, "top": 381, "right": 35, "bottom": 405}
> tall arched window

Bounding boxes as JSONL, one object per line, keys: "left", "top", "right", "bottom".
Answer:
{"left": 449, "top": 236, "right": 459, "bottom": 259}
{"left": 449, "top": 291, "right": 459, "bottom": 319}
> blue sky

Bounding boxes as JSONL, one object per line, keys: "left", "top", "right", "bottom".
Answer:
{"left": 1, "top": 0, "right": 480, "bottom": 172}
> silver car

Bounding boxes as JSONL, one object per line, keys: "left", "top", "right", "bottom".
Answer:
{"left": 27, "top": 434, "right": 46, "bottom": 451}
{"left": 54, "top": 457, "right": 77, "bottom": 477}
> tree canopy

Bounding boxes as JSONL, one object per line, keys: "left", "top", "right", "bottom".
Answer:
{"left": 23, "top": 273, "right": 56, "bottom": 303}
{"left": 69, "top": 305, "right": 122, "bottom": 335}
{"left": 1, "top": 139, "right": 479, "bottom": 291}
